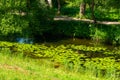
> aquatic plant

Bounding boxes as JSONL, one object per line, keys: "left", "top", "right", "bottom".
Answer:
{"left": 0, "top": 41, "right": 120, "bottom": 79}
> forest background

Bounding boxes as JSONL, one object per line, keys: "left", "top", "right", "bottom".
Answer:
{"left": 0, "top": 0, "right": 120, "bottom": 45}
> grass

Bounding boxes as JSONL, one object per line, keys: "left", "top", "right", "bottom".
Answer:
{"left": 0, "top": 50, "right": 114, "bottom": 80}
{"left": 0, "top": 50, "right": 89, "bottom": 80}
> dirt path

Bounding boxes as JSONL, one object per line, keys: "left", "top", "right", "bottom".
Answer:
{"left": 54, "top": 16, "right": 120, "bottom": 25}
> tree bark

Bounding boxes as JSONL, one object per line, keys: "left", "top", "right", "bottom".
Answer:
{"left": 45, "top": 0, "right": 52, "bottom": 8}
{"left": 79, "top": 2, "right": 86, "bottom": 19}
{"left": 57, "top": 0, "right": 61, "bottom": 15}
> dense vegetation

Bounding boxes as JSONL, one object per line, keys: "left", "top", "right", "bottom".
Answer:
{"left": 0, "top": 0, "right": 120, "bottom": 79}
{"left": 0, "top": 0, "right": 120, "bottom": 44}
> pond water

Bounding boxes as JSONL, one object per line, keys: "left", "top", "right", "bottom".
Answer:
{"left": 16, "top": 37, "right": 119, "bottom": 51}
{"left": 16, "top": 37, "right": 118, "bottom": 50}
{"left": 16, "top": 38, "right": 33, "bottom": 44}
{"left": 42, "top": 38, "right": 117, "bottom": 49}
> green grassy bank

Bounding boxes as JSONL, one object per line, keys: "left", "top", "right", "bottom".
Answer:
{"left": 0, "top": 53, "right": 83, "bottom": 80}
{"left": 0, "top": 41, "right": 120, "bottom": 80}
{"left": 0, "top": 49, "right": 106, "bottom": 80}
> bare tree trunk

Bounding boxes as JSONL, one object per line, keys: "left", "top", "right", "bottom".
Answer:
{"left": 57, "top": 0, "right": 61, "bottom": 15}
{"left": 45, "top": 0, "right": 52, "bottom": 8}
{"left": 79, "top": 2, "right": 86, "bottom": 19}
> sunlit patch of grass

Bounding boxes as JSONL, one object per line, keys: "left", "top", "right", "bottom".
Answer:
{"left": 0, "top": 52, "right": 81, "bottom": 80}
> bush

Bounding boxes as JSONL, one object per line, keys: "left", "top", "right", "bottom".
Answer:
{"left": 50, "top": 21, "right": 90, "bottom": 38}
{"left": 0, "top": 13, "right": 28, "bottom": 41}
{"left": 90, "top": 24, "right": 120, "bottom": 45}
{"left": 49, "top": 21, "right": 120, "bottom": 45}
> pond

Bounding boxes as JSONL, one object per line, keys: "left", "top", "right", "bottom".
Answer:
{"left": 3, "top": 37, "right": 120, "bottom": 78}
{"left": 16, "top": 37, "right": 118, "bottom": 51}
{"left": 40, "top": 38, "right": 116, "bottom": 49}
{"left": 16, "top": 38, "right": 33, "bottom": 44}
{"left": 40, "top": 38, "right": 120, "bottom": 78}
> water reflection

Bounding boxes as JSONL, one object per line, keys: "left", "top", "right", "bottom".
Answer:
{"left": 16, "top": 37, "right": 119, "bottom": 50}
{"left": 16, "top": 38, "right": 33, "bottom": 44}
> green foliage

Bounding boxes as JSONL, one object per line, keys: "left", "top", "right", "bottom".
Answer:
{"left": 0, "top": 14, "right": 27, "bottom": 34}
{"left": 0, "top": 0, "right": 28, "bottom": 40}
{"left": 0, "top": 13, "right": 29, "bottom": 41}
{"left": 27, "top": 0, "right": 54, "bottom": 37}
{"left": 0, "top": 0, "right": 120, "bottom": 46}
{"left": 61, "top": 6, "right": 79, "bottom": 16}
{"left": 0, "top": 0, "right": 54, "bottom": 40}
{"left": 106, "top": 0, "right": 120, "bottom": 9}
{"left": 0, "top": 50, "right": 82, "bottom": 80}
{"left": 59, "top": 0, "right": 120, "bottom": 21}
{"left": 51, "top": 21, "right": 90, "bottom": 38}
{"left": 49, "top": 21, "right": 120, "bottom": 45}
{"left": 106, "top": 25, "right": 120, "bottom": 45}
{"left": 89, "top": 24, "right": 120, "bottom": 45}
{"left": 0, "top": 41, "right": 120, "bottom": 78}
{"left": 60, "top": 0, "right": 80, "bottom": 17}
{"left": 52, "top": 0, "right": 67, "bottom": 8}
{"left": 90, "top": 27, "right": 107, "bottom": 42}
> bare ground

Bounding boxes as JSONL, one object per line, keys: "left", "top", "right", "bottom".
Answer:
{"left": 0, "top": 64, "right": 29, "bottom": 74}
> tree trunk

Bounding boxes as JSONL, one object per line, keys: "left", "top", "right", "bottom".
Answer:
{"left": 48, "top": 0, "right": 52, "bottom": 8}
{"left": 57, "top": 0, "right": 61, "bottom": 15}
{"left": 79, "top": 2, "right": 86, "bottom": 19}
{"left": 45, "top": 0, "right": 52, "bottom": 8}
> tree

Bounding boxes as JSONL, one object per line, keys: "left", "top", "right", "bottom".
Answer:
{"left": 106, "top": 0, "right": 120, "bottom": 8}
{"left": 79, "top": 0, "right": 86, "bottom": 18}
{"left": 45, "top": 0, "right": 52, "bottom": 8}
{"left": 57, "top": 0, "right": 61, "bottom": 14}
{"left": 27, "top": 0, "right": 54, "bottom": 39}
